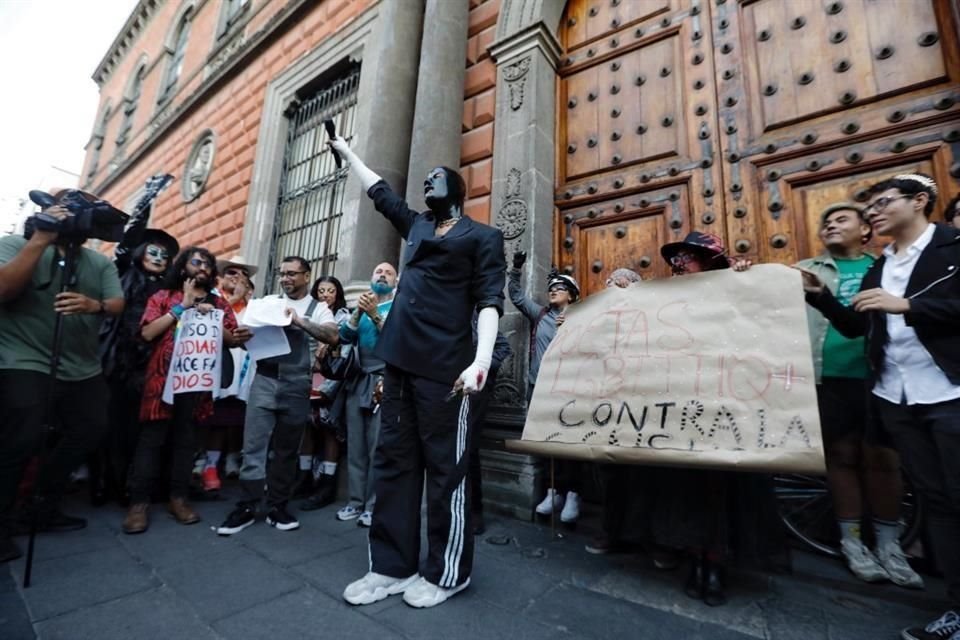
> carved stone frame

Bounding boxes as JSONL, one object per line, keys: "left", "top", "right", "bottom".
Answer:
{"left": 487, "top": 1, "right": 565, "bottom": 424}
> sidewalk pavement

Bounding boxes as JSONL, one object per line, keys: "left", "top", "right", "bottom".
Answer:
{"left": 1, "top": 486, "right": 949, "bottom": 640}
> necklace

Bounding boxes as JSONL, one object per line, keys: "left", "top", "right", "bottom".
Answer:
{"left": 437, "top": 218, "right": 458, "bottom": 229}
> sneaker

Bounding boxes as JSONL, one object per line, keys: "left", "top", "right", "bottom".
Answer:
{"left": 202, "top": 466, "right": 221, "bottom": 492}
{"left": 224, "top": 453, "right": 241, "bottom": 479}
{"left": 585, "top": 533, "right": 612, "bottom": 555}
{"left": 70, "top": 464, "right": 89, "bottom": 483}
{"left": 560, "top": 491, "right": 580, "bottom": 523}
{"left": 402, "top": 576, "right": 471, "bottom": 608}
{"left": 877, "top": 541, "right": 925, "bottom": 589}
{"left": 901, "top": 611, "right": 960, "bottom": 640}
{"left": 535, "top": 488, "right": 564, "bottom": 515}
{"left": 217, "top": 504, "right": 256, "bottom": 536}
{"left": 266, "top": 507, "right": 300, "bottom": 531}
{"left": 337, "top": 505, "right": 362, "bottom": 521}
{"left": 301, "top": 475, "right": 336, "bottom": 511}
{"left": 343, "top": 572, "right": 419, "bottom": 605}
{"left": 840, "top": 537, "right": 889, "bottom": 583}
{"left": 357, "top": 511, "right": 372, "bottom": 528}
{"left": 192, "top": 454, "right": 205, "bottom": 477}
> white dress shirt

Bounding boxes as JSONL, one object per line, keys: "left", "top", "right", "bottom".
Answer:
{"left": 872, "top": 223, "right": 960, "bottom": 405}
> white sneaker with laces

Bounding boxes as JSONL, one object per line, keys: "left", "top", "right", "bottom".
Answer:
{"left": 343, "top": 572, "right": 418, "bottom": 605}
{"left": 840, "top": 537, "right": 889, "bottom": 583}
{"left": 337, "top": 505, "right": 362, "bottom": 521}
{"left": 877, "top": 540, "right": 924, "bottom": 589}
{"left": 900, "top": 610, "right": 960, "bottom": 640}
{"left": 535, "top": 488, "right": 564, "bottom": 515}
{"left": 560, "top": 491, "right": 580, "bottom": 523}
{"left": 402, "top": 576, "right": 471, "bottom": 608}
{"left": 357, "top": 511, "right": 372, "bottom": 528}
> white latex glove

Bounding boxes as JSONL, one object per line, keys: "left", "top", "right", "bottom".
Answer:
{"left": 328, "top": 135, "right": 381, "bottom": 190}
{"left": 456, "top": 306, "right": 498, "bottom": 394}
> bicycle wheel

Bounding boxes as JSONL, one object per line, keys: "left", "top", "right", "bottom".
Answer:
{"left": 773, "top": 471, "right": 924, "bottom": 557}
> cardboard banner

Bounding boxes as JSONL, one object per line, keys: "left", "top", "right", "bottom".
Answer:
{"left": 512, "top": 264, "right": 825, "bottom": 473}
{"left": 162, "top": 308, "right": 225, "bottom": 404}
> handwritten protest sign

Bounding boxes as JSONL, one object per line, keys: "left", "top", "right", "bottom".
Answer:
{"left": 510, "top": 265, "right": 825, "bottom": 473}
{"left": 162, "top": 308, "right": 225, "bottom": 404}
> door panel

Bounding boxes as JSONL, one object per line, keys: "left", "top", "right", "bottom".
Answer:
{"left": 557, "top": 0, "right": 960, "bottom": 281}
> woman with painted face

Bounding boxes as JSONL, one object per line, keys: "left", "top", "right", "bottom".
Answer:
{"left": 94, "top": 195, "right": 180, "bottom": 506}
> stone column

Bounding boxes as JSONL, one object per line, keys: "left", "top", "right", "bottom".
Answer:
{"left": 402, "top": 0, "right": 471, "bottom": 212}
{"left": 486, "top": 22, "right": 563, "bottom": 421}
{"left": 337, "top": 0, "right": 426, "bottom": 286}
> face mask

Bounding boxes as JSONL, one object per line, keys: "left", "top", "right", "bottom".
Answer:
{"left": 371, "top": 280, "right": 394, "bottom": 296}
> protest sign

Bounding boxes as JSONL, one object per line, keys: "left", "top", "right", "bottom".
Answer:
{"left": 510, "top": 264, "right": 825, "bottom": 473}
{"left": 162, "top": 308, "right": 225, "bottom": 404}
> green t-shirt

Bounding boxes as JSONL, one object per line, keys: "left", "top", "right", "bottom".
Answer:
{"left": 0, "top": 235, "right": 123, "bottom": 380}
{"left": 821, "top": 254, "right": 872, "bottom": 379}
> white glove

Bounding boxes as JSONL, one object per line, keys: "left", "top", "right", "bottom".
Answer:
{"left": 329, "top": 135, "right": 381, "bottom": 190}
{"left": 457, "top": 306, "right": 498, "bottom": 394}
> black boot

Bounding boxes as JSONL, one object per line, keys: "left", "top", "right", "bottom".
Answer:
{"left": 684, "top": 554, "right": 705, "bottom": 600}
{"left": 292, "top": 471, "right": 314, "bottom": 499}
{"left": 300, "top": 474, "right": 335, "bottom": 511}
{"left": 702, "top": 559, "right": 727, "bottom": 607}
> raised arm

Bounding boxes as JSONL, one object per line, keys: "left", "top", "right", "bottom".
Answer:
{"left": 507, "top": 251, "right": 544, "bottom": 323}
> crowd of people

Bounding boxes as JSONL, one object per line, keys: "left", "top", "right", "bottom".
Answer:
{"left": 0, "top": 153, "right": 957, "bottom": 638}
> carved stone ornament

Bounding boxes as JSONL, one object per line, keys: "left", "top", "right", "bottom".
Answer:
{"left": 496, "top": 168, "right": 528, "bottom": 239}
{"left": 183, "top": 131, "right": 216, "bottom": 203}
{"left": 503, "top": 56, "right": 531, "bottom": 111}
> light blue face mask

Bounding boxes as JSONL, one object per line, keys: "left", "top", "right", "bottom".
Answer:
{"left": 371, "top": 280, "right": 394, "bottom": 296}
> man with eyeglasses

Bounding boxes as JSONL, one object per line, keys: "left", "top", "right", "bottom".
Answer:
{"left": 0, "top": 189, "right": 125, "bottom": 562}
{"left": 509, "top": 251, "right": 584, "bottom": 525}
{"left": 123, "top": 247, "right": 250, "bottom": 535}
{"left": 803, "top": 173, "right": 960, "bottom": 640}
{"left": 217, "top": 256, "right": 338, "bottom": 536}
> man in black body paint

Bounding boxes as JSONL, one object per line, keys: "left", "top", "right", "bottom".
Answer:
{"left": 329, "top": 135, "right": 506, "bottom": 609}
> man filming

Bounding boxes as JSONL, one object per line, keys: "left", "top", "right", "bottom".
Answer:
{"left": 0, "top": 189, "right": 124, "bottom": 563}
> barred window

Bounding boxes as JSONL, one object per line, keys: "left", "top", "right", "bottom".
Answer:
{"left": 267, "top": 64, "right": 360, "bottom": 292}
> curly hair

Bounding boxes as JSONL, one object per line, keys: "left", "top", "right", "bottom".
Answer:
{"left": 164, "top": 246, "right": 218, "bottom": 290}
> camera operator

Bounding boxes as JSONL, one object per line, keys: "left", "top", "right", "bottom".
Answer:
{"left": 0, "top": 189, "right": 124, "bottom": 563}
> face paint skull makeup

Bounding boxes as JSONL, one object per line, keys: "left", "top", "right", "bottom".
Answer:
{"left": 142, "top": 243, "right": 170, "bottom": 275}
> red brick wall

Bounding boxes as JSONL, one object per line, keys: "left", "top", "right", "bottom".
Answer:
{"left": 460, "top": 0, "right": 499, "bottom": 226}
{"left": 87, "top": 0, "right": 374, "bottom": 258}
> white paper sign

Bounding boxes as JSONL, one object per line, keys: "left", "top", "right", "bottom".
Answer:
{"left": 244, "top": 325, "right": 291, "bottom": 361}
{"left": 161, "top": 308, "right": 225, "bottom": 404}
{"left": 242, "top": 297, "right": 293, "bottom": 327}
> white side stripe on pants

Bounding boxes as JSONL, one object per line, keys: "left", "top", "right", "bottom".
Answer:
{"left": 440, "top": 395, "right": 470, "bottom": 587}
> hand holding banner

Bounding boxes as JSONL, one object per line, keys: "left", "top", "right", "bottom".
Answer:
{"left": 161, "top": 308, "right": 225, "bottom": 404}
{"left": 512, "top": 265, "right": 825, "bottom": 473}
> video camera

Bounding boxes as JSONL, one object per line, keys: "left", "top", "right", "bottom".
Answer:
{"left": 27, "top": 189, "right": 129, "bottom": 243}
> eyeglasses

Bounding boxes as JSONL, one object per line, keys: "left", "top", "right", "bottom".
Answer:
{"left": 146, "top": 247, "right": 169, "bottom": 260}
{"left": 223, "top": 267, "right": 249, "bottom": 278}
{"left": 548, "top": 284, "right": 568, "bottom": 293}
{"left": 668, "top": 252, "right": 698, "bottom": 270}
{"left": 863, "top": 194, "right": 913, "bottom": 218}
{"left": 277, "top": 270, "right": 307, "bottom": 279}
{"left": 189, "top": 258, "right": 211, "bottom": 268}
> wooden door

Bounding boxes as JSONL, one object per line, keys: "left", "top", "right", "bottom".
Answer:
{"left": 556, "top": 0, "right": 960, "bottom": 294}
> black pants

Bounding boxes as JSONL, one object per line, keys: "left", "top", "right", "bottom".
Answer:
{"left": 0, "top": 370, "right": 109, "bottom": 535}
{"left": 95, "top": 377, "right": 143, "bottom": 497}
{"left": 875, "top": 396, "right": 960, "bottom": 606}
{"left": 370, "top": 365, "right": 474, "bottom": 587}
{"left": 129, "top": 393, "right": 201, "bottom": 504}
{"left": 468, "top": 375, "right": 495, "bottom": 516}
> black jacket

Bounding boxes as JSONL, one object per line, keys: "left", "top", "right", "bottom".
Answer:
{"left": 368, "top": 180, "right": 506, "bottom": 384}
{"left": 808, "top": 223, "right": 960, "bottom": 386}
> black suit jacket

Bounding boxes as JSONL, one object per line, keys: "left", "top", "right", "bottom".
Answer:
{"left": 809, "top": 223, "right": 960, "bottom": 386}
{"left": 368, "top": 180, "right": 506, "bottom": 384}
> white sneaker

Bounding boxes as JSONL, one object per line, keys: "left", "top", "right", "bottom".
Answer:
{"left": 560, "top": 491, "right": 580, "bottom": 523}
{"left": 877, "top": 541, "right": 924, "bottom": 589}
{"left": 402, "top": 576, "right": 471, "bottom": 608}
{"left": 357, "top": 511, "right": 372, "bottom": 528}
{"left": 337, "top": 505, "right": 362, "bottom": 521}
{"left": 224, "top": 453, "right": 241, "bottom": 479}
{"left": 535, "top": 488, "right": 564, "bottom": 515}
{"left": 901, "top": 610, "right": 960, "bottom": 640}
{"left": 840, "top": 537, "right": 889, "bottom": 583}
{"left": 343, "top": 572, "right": 418, "bottom": 605}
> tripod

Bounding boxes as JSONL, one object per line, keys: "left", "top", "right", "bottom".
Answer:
{"left": 23, "top": 239, "right": 82, "bottom": 588}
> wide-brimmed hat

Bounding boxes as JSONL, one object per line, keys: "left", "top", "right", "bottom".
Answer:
{"left": 216, "top": 254, "right": 258, "bottom": 276}
{"left": 140, "top": 229, "right": 179, "bottom": 257}
{"left": 660, "top": 231, "right": 729, "bottom": 268}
